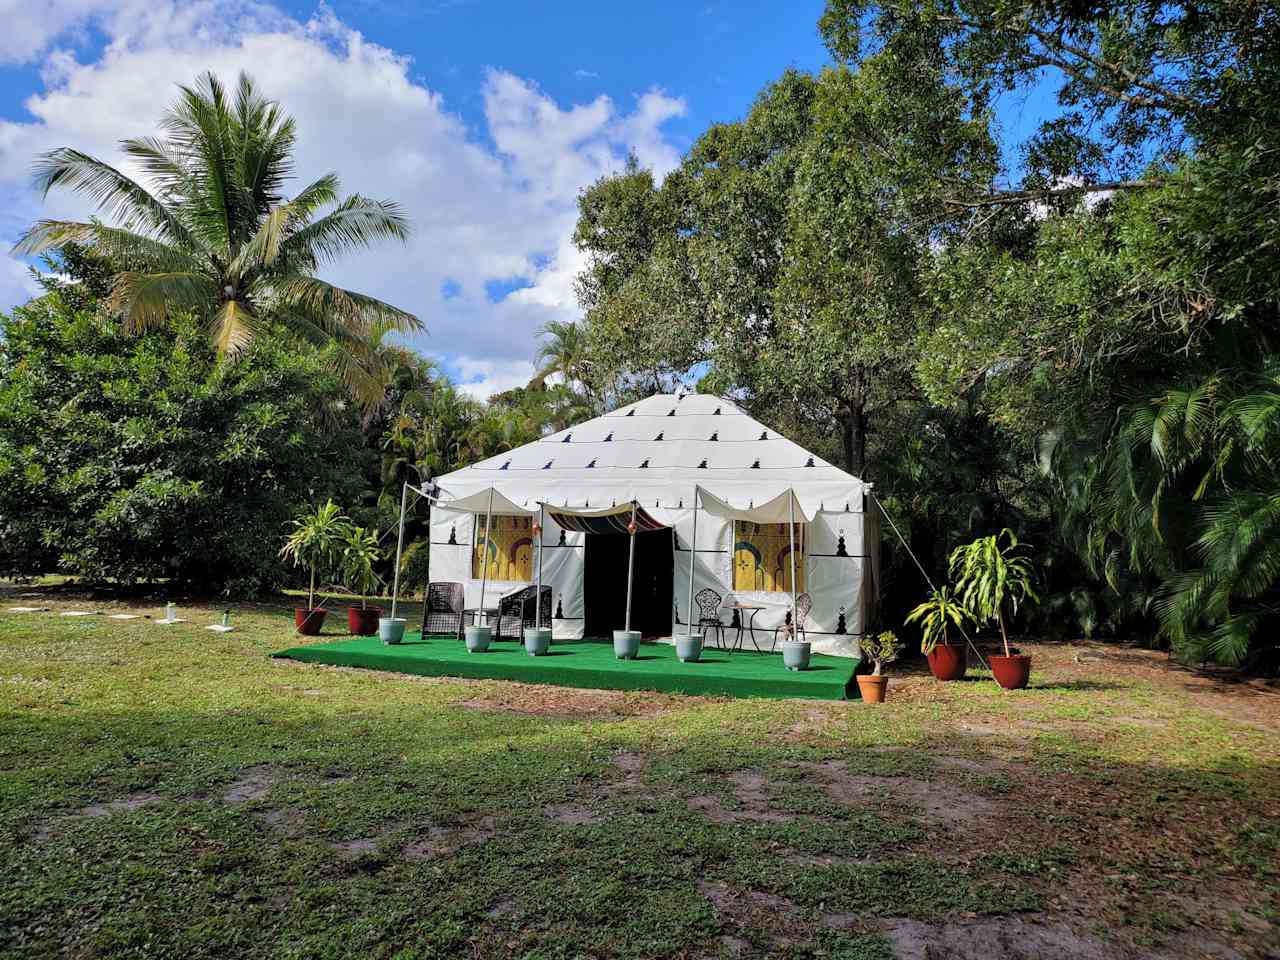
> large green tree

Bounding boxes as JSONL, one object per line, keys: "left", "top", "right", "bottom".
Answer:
{"left": 13, "top": 71, "right": 420, "bottom": 407}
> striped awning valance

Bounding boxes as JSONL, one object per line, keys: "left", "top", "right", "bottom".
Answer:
{"left": 548, "top": 502, "right": 667, "bottom": 535}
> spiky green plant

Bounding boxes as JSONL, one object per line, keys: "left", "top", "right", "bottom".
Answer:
{"left": 905, "top": 586, "right": 975, "bottom": 655}
{"left": 279, "top": 500, "right": 349, "bottom": 610}
{"left": 339, "top": 524, "right": 384, "bottom": 610}
{"left": 13, "top": 71, "right": 419, "bottom": 408}
{"left": 949, "top": 529, "right": 1039, "bottom": 657}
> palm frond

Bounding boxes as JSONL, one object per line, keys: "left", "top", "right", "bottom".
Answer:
{"left": 107, "top": 272, "right": 218, "bottom": 332}
{"left": 280, "top": 196, "right": 411, "bottom": 269}
{"left": 208, "top": 298, "right": 263, "bottom": 357}
{"left": 273, "top": 276, "right": 421, "bottom": 335}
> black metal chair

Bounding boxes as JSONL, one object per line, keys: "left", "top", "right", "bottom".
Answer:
{"left": 423, "top": 581, "right": 465, "bottom": 639}
{"left": 497, "top": 585, "right": 552, "bottom": 641}
{"left": 695, "top": 588, "right": 726, "bottom": 648}
{"left": 771, "top": 592, "right": 813, "bottom": 651}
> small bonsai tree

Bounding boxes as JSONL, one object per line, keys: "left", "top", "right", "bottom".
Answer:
{"left": 862, "top": 630, "right": 903, "bottom": 676}
{"left": 279, "top": 500, "right": 348, "bottom": 611}
{"left": 340, "top": 524, "right": 384, "bottom": 609}
{"left": 948, "top": 529, "right": 1039, "bottom": 657}
{"left": 905, "top": 586, "right": 975, "bottom": 655}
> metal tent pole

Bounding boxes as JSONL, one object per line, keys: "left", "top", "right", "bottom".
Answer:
{"left": 390, "top": 480, "right": 409, "bottom": 620}
{"left": 477, "top": 487, "right": 495, "bottom": 627}
{"left": 686, "top": 486, "right": 699, "bottom": 635}
{"left": 535, "top": 503, "right": 545, "bottom": 629}
{"left": 624, "top": 501, "right": 638, "bottom": 633}
{"left": 788, "top": 491, "right": 798, "bottom": 639}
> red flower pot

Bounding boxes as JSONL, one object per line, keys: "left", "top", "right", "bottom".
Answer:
{"left": 990, "top": 653, "right": 1032, "bottom": 690}
{"left": 347, "top": 606, "right": 382, "bottom": 636}
{"left": 294, "top": 608, "right": 327, "bottom": 636}
{"left": 926, "top": 642, "right": 968, "bottom": 681}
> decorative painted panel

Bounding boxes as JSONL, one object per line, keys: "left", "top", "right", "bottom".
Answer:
{"left": 472, "top": 515, "right": 535, "bottom": 582}
{"left": 732, "top": 522, "right": 805, "bottom": 593}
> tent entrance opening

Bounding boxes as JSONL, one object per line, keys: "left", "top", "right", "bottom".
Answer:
{"left": 583, "top": 529, "right": 673, "bottom": 639}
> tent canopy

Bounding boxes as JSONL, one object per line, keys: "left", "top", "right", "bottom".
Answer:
{"left": 547, "top": 501, "right": 666, "bottom": 535}
{"left": 432, "top": 393, "right": 867, "bottom": 515}
{"left": 695, "top": 487, "right": 810, "bottom": 524}
{"left": 435, "top": 486, "right": 535, "bottom": 516}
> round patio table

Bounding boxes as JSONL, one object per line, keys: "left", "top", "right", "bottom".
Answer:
{"left": 724, "top": 603, "right": 766, "bottom": 654}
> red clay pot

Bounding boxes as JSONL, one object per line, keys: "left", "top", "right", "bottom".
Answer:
{"left": 294, "top": 608, "right": 327, "bottom": 636}
{"left": 347, "top": 606, "right": 382, "bottom": 636}
{"left": 926, "top": 642, "right": 968, "bottom": 681}
{"left": 856, "top": 675, "right": 889, "bottom": 703}
{"left": 990, "top": 653, "right": 1032, "bottom": 690}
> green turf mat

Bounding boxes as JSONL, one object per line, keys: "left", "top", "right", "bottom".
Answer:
{"left": 273, "top": 633, "right": 860, "bottom": 700}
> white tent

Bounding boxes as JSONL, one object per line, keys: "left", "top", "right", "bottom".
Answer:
{"left": 419, "top": 393, "right": 879, "bottom": 656}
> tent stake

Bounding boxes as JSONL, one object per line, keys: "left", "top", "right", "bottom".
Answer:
{"left": 390, "top": 480, "right": 408, "bottom": 621}
{"left": 624, "top": 501, "right": 638, "bottom": 632}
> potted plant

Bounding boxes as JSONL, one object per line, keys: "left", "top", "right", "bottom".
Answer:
{"left": 905, "top": 586, "right": 975, "bottom": 681}
{"left": 279, "top": 500, "right": 348, "bottom": 636}
{"left": 339, "top": 524, "right": 384, "bottom": 637}
{"left": 856, "top": 630, "right": 902, "bottom": 703}
{"left": 950, "top": 529, "right": 1040, "bottom": 690}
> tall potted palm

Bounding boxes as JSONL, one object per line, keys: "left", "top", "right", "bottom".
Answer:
{"left": 13, "top": 71, "right": 420, "bottom": 411}
{"left": 949, "top": 529, "right": 1040, "bottom": 689}
{"left": 280, "top": 500, "right": 348, "bottom": 635}
{"left": 905, "top": 586, "right": 975, "bottom": 681}
{"left": 340, "top": 524, "right": 384, "bottom": 637}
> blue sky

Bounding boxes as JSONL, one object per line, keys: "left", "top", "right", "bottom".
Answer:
{"left": 0, "top": 1, "right": 1054, "bottom": 397}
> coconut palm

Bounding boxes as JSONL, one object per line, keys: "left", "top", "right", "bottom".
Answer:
{"left": 13, "top": 71, "right": 420, "bottom": 407}
{"left": 531, "top": 320, "right": 590, "bottom": 391}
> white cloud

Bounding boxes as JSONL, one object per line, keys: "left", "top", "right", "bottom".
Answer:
{"left": 0, "top": 0, "right": 686, "bottom": 397}
{"left": 574, "top": 69, "right": 599, "bottom": 79}
{"left": 454, "top": 357, "right": 538, "bottom": 400}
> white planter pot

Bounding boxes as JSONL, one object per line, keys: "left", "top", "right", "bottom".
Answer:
{"left": 378, "top": 617, "right": 407, "bottom": 645}
{"left": 675, "top": 633, "right": 703, "bottom": 663}
{"left": 613, "top": 629, "right": 641, "bottom": 660}
{"left": 465, "top": 625, "right": 492, "bottom": 653}
{"left": 782, "top": 640, "right": 811, "bottom": 672}
{"left": 523, "top": 627, "right": 552, "bottom": 656}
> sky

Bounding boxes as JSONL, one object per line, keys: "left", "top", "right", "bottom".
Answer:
{"left": 0, "top": 1, "right": 1055, "bottom": 398}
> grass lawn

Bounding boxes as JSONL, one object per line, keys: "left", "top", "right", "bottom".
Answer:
{"left": 2, "top": 585, "right": 1277, "bottom": 959}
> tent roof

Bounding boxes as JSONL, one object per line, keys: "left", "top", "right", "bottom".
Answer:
{"left": 432, "top": 393, "right": 866, "bottom": 517}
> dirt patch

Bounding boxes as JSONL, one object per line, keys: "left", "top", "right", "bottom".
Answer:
{"left": 486, "top": 898, "right": 519, "bottom": 920}
{"left": 79, "top": 792, "right": 162, "bottom": 817}
{"left": 222, "top": 766, "right": 283, "bottom": 805}
{"left": 253, "top": 806, "right": 307, "bottom": 839}
{"left": 457, "top": 684, "right": 680, "bottom": 720}
{"left": 543, "top": 803, "right": 601, "bottom": 826}
{"left": 791, "top": 760, "right": 1000, "bottom": 823}
{"left": 331, "top": 837, "right": 379, "bottom": 858}
{"left": 885, "top": 917, "right": 1113, "bottom": 960}
{"left": 687, "top": 770, "right": 794, "bottom": 825}
{"left": 401, "top": 815, "right": 498, "bottom": 861}
{"left": 697, "top": 881, "right": 804, "bottom": 949}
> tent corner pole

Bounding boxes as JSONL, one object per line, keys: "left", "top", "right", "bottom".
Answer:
{"left": 535, "top": 503, "right": 545, "bottom": 630}
{"left": 788, "top": 490, "right": 798, "bottom": 641}
{"left": 686, "top": 486, "right": 699, "bottom": 636}
{"left": 478, "top": 487, "right": 495, "bottom": 628}
{"left": 624, "top": 501, "right": 638, "bottom": 633}
{"left": 390, "top": 480, "right": 409, "bottom": 621}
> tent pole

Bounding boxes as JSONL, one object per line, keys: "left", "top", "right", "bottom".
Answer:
{"left": 477, "top": 487, "right": 495, "bottom": 627}
{"left": 788, "top": 491, "right": 798, "bottom": 640}
{"left": 686, "top": 486, "right": 699, "bottom": 635}
{"left": 390, "top": 480, "right": 408, "bottom": 621}
{"left": 624, "top": 500, "right": 638, "bottom": 633}
{"left": 535, "top": 503, "right": 545, "bottom": 629}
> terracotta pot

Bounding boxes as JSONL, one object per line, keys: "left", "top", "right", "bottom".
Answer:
{"left": 856, "top": 674, "right": 889, "bottom": 703}
{"left": 294, "top": 608, "right": 327, "bottom": 636}
{"left": 990, "top": 653, "right": 1032, "bottom": 690}
{"left": 926, "top": 642, "right": 968, "bottom": 681}
{"left": 347, "top": 606, "right": 382, "bottom": 636}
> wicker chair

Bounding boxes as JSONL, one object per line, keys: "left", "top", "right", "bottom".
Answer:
{"left": 423, "top": 581, "right": 465, "bottom": 639}
{"left": 771, "top": 592, "right": 813, "bottom": 651}
{"left": 497, "top": 585, "right": 552, "bottom": 641}
{"left": 695, "top": 588, "right": 726, "bottom": 648}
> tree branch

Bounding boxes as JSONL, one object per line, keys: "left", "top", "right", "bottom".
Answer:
{"left": 945, "top": 179, "right": 1162, "bottom": 209}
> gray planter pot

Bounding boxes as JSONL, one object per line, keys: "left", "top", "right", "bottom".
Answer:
{"left": 782, "top": 640, "right": 811, "bottom": 671}
{"left": 378, "top": 617, "right": 407, "bottom": 645}
{"left": 465, "top": 625, "right": 493, "bottom": 653}
{"left": 613, "top": 629, "right": 641, "bottom": 660}
{"left": 675, "top": 633, "right": 703, "bottom": 663}
{"left": 524, "top": 627, "right": 552, "bottom": 656}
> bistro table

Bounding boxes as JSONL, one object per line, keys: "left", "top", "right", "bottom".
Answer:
{"left": 724, "top": 602, "right": 767, "bottom": 653}
{"left": 464, "top": 607, "right": 500, "bottom": 631}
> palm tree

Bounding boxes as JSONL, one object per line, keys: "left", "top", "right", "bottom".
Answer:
{"left": 531, "top": 320, "right": 590, "bottom": 391}
{"left": 14, "top": 71, "right": 420, "bottom": 407}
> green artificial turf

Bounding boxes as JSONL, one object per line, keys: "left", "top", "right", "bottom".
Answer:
{"left": 273, "top": 634, "right": 862, "bottom": 700}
